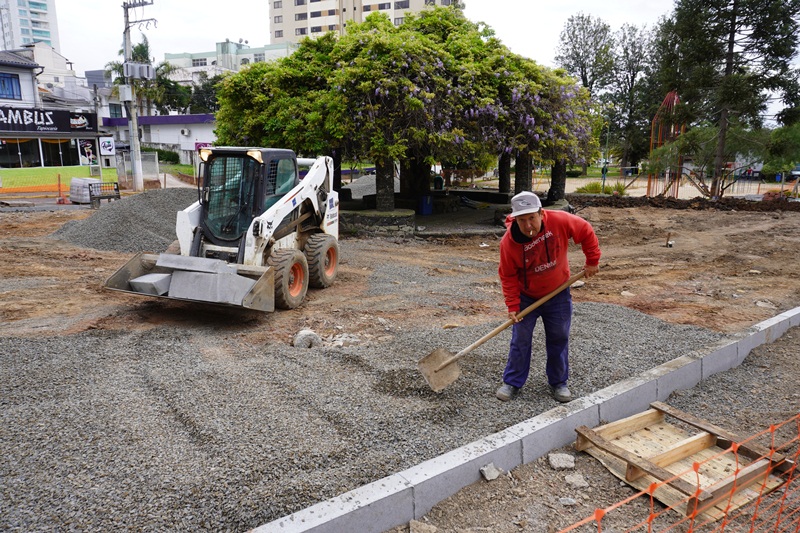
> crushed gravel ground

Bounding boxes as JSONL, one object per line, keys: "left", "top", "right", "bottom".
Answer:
{"left": 0, "top": 189, "right": 780, "bottom": 532}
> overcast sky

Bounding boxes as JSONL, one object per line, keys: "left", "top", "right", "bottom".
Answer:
{"left": 55, "top": 1, "right": 672, "bottom": 75}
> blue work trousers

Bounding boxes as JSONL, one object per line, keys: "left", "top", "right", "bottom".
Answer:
{"left": 502, "top": 288, "right": 572, "bottom": 389}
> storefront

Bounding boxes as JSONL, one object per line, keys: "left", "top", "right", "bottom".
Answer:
{"left": 0, "top": 105, "right": 100, "bottom": 168}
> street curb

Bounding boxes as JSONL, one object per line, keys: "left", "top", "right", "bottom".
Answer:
{"left": 253, "top": 306, "right": 800, "bottom": 533}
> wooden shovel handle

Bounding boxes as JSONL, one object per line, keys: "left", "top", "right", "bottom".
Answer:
{"left": 434, "top": 270, "right": 586, "bottom": 373}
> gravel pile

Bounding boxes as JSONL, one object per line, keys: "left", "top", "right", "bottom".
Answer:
{"left": 50, "top": 188, "right": 198, "bottom": 252}
{"left": 1, "top": 262, "right": 732, "bottom": 531}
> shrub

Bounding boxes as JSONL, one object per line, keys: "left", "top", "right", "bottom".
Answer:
{"left": 574, "top": 181, "right": 627, "bottom": 196}
{"left": 566, "top": 169, "right": 583, "bottom": 178}
{"left": 142, "top": 147, "right": 180, "bottom": 164}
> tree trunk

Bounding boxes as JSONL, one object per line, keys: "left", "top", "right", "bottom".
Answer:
{"left": 498, "top": 152, "right": 511, "bottom": 193}
{"left": 711, "top": 0, "right": 737, "bottom": 199}
{"left": 548, "top": 159, "right": 567, "bottom": 202}
{"left": 514, "top": 151, "right": 532, "bottom": 193}
{"left": 375, "top": 158, "right": 395, "bottom": 212}
{"left": 400, "top": 157, "right": 430, "bottom": 197}
{"left": 331, "top": 149, "right": 342, "bottom": 192}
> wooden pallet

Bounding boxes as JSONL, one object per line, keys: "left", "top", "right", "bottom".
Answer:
{"left": 575, "top": 402, "right": 793, "bottom": 520}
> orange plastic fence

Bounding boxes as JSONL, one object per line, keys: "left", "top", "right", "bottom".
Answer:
{"left": 561, "top": 413, "right": 800, "bottom": 533}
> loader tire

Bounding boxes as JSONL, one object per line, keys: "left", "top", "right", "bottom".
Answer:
{"left": 268, "top": 249, "right": 309, "bottom": 310}
{"left": 304, "top": 234, "right": 339, "bottom": 288}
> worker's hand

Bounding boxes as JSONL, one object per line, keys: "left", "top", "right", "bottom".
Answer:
{"left": 508, "top": 311, "right": 520, "bottom": 323}
{"left": 584, "top": 264, "right": 599, "bottom": 278}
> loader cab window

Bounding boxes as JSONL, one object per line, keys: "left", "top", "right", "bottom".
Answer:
{"left": 203, "top": 155, "right": 260, "bottom": 242}
{"left": 264, "top": 157, "right": 298, "bottom": 210}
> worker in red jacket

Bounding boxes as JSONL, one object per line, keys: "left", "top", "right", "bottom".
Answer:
{"left": 496, "top": 191, "right": 601, "bottom": 403}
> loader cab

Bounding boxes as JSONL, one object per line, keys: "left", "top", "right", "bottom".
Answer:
{"left": 197, "top": 147, "right": 298, "bottom": 257}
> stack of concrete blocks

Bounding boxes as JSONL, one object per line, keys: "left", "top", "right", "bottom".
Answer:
{"left": 127, "top": 255, "right": 256, "bottom": 306}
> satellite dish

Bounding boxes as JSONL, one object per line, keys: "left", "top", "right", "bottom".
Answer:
{"left": 239, "top": 38, "right": 243, "bottom": 43}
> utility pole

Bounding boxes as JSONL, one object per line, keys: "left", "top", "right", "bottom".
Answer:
{"left": 122, "top": 0, "right": 154, "bottom": 192}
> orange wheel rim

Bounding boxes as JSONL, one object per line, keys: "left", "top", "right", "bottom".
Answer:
{"left": 324, "top": 248, "right": 337, "bottom": 277}
{"left": 288, "top": 263, "right": 304, "bottom": 297}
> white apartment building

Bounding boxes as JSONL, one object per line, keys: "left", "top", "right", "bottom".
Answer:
{"left": 0, "top": 0, "right": 60, "bottom": 52}
{"left": 270, "top": 0, "right": 458, "bottom": 44}
{"left": 165, "top": 39, "right": 299, "bottom": 85}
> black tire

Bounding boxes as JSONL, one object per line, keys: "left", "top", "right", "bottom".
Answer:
{"left": 268, "top": 248, "right": 309, "bottom": 310}
{"left": 304, "top": 234, "right": 339, "bottom": 288}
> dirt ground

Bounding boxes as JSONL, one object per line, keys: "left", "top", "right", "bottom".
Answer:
{"left": 2, "top": 201, "right": 799, "bottom": 337}
{"left": 2, "top": 199, "right": 799, "bottom": 532}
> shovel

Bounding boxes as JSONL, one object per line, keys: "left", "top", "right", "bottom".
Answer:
{"left": 418, "top": 271, "right": 586, "bottom": 393}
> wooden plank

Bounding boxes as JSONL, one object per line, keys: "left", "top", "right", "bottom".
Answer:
{"left": 650, "top": 402, "right": 792, "bottom": 472}
{"left": 576, "top": 425, "right": 711, "bottom": 503}
{"left": 626, "top": 432, "right": 717, "bottom": 481}
{"left": 575, "top": 409, "right": 665, "bottom": 451}
{"left": 687, "top": 459, "right": 772, "bottom": 516}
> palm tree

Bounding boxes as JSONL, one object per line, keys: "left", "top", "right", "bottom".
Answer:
{"left": 105, "top": 35, "right": 183, "bottom": 116}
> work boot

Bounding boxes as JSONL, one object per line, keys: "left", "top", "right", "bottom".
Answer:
{"left": 496, "top": 383, "right": 520, "bottom": 402}
{"left": 550, "top": 384, "right": 572, "bottom": 403}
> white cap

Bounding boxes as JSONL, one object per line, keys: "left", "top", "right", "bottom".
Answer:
{"left": 510, "top": 191, "right": 542, "bottom": 217}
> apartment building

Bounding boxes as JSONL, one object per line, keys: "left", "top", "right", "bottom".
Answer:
{"left": 0, "top": 0, "right": 60, "bottom": 53}
{"left": 270, "top": 0, "right": 458, "bottom": 44}
{"left": 165, "top": 39, "right": 298, "bottom": 85}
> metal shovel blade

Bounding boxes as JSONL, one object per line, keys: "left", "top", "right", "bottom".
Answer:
{"left": 418, "top": 348, "right": 461, "bottom": 393}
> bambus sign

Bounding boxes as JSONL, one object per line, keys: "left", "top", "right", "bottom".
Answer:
{"left": 0, "top": 106, "right": 98, "bottom": 134}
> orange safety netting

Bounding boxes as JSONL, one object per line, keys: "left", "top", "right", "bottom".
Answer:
{"left": 561, "top": 414, "right": 800, "bottom": 533}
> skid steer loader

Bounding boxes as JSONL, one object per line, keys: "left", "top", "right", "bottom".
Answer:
{"left": 104, "top": 147, "right": 339, "bottom": 312}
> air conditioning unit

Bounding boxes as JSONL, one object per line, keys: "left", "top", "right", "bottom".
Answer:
{"left": 180, "top": 128, "right": 191, "bottom": 136}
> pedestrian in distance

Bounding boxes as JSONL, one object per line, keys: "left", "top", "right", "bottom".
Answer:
{"left": 496, "top": 191, "right": 601, "bottom": 403}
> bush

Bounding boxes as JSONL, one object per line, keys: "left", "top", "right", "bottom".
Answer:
{"left": 566, "top": 169, "right": 583, "bottom": 178}
{"left": 142, "top": 147, "right": 180, "bottom": 164}
{"left": 574, "top": 181, "right": 627, "bottom": 196}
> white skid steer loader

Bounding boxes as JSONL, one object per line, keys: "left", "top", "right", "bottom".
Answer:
{"left": 104, "top": 147, "right": 339, "bottom": 312}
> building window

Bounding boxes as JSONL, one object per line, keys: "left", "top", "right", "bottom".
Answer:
{"left": 311, "top": 26, "right": 322, "bottom": 33}
{"left": 378, "top": 3, "right": 390, "bottom": 9}
{"left": 294, "top": 0, "right": 305, "bottom": 5}
{"left": 425, "top": 0, "right": 434, "bottom": 4}
{"left": 363, "top": 4, "right": 371, "bottom": 11}
{"left": 327, "top": 9, "right": 336, "bottom": 15}
{"left": 0, "top": 73, "right": 22, "bottom": 100}
{"left": 192, "top": 58, "right": 207, "bottom": 67}
{"left": 295, "top": 27, "right": 307, "bottom": 35}
{"left": 310, "top": 10, "right": 321, "bottom": 17}
{"left": 241, "top": 58, "right": 250, "bottom": 65}
{"left": 274, "top": 15, "right": 282, "bottom": 23}
{"left": 109, "top": 103, "right": 124, "bottom": 118}
{"left": 328, "top": 24, "right": 337, "bottom": 30}
{"left": 394, "top": 17, "right": 404, "bottom": 25}
{"left": 28, "top": 1, "right": 47, "bottom": 9}
{"left": 254, "top": 53, "right": 265, "bottom": 62}
{"left": 441, "top": 0, "right": 451, "bottom": 4}
{"left": 273, "top": 0, "right": 282, "bottom": 6}
{"left": 395, "top": 0, "right": 409, "bottom": 8}
{"left": 275, "top": 30, "right": 284, "bottom": 38}
{"left": 295, "top": 12, "right": 307, "bottom": 20}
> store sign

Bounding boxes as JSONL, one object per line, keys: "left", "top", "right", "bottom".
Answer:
{"left": 99, "top": 136, "right": 115, "bottom": 155}
{"left": 0, "top": 106, "right": 98, "bottom": 134}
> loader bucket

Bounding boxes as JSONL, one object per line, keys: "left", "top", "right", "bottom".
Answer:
{"left": 103, "top": 253, "right": 275, "bottom": 312}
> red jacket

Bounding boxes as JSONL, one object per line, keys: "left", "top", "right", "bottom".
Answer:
{"left": 498, "top": 209, "right": 601, "bottom": 312}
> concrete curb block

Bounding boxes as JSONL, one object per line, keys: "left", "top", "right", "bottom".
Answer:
{"left": 254, "top": 307, "right": 800, "bottom": 533}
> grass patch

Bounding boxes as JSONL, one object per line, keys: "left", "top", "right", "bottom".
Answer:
{"left": 0, "top": 166, "right": 118, "bottom": 188}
